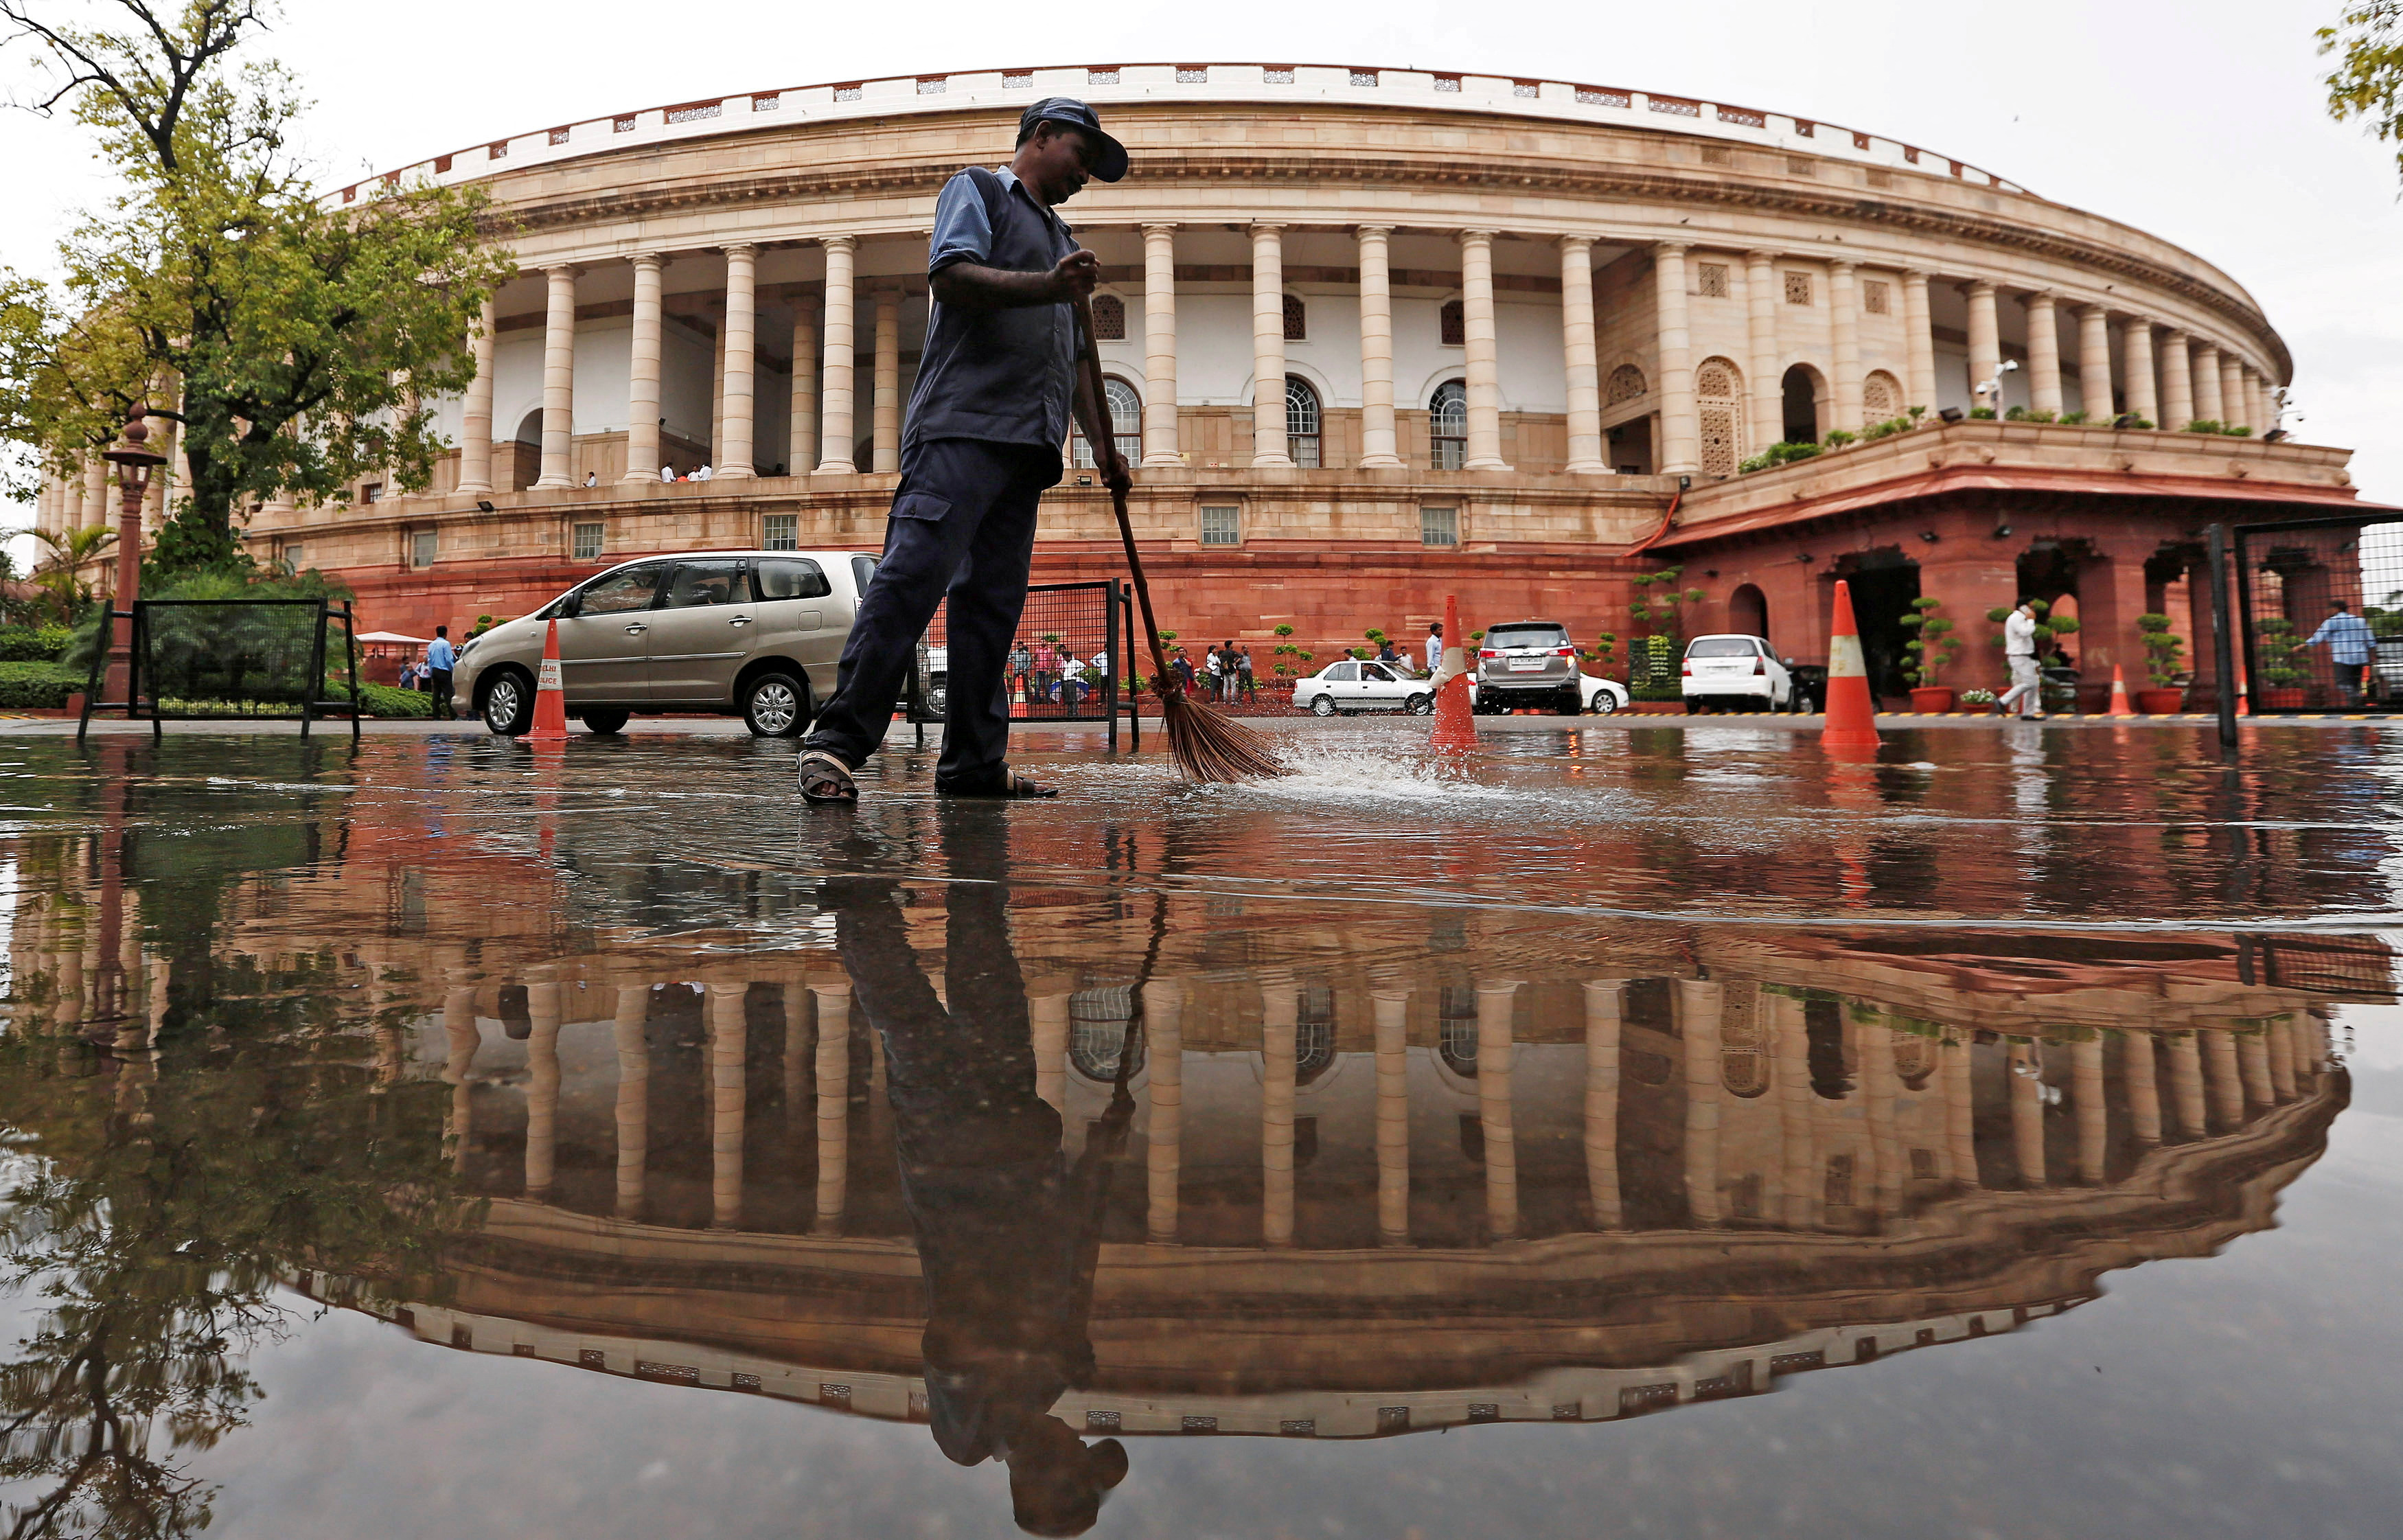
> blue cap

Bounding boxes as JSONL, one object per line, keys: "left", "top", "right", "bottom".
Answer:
{"left": 1018, "top": 97, "right": 1129, "bottom": 182}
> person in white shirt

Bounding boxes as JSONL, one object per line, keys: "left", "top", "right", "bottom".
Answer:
{"left": 660, "top": 463, "right": 676, "bottom": 482}
{"left": 584, "top": 471, "right": 597, "bottom": 487}
{"left": 1996, "top": 600, "right": 2043, "bottom": 719}
{"left": 692, "top": 463, "right": 714, "bottom": 481}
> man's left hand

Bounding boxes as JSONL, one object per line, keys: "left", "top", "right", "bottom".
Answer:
{"left": 1101, "top": 451, "right": 1133, "bottom": 496}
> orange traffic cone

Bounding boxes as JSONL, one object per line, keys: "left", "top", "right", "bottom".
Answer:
{"left": 2106, "top": 664, "right": 2136, "bottom": 717}
{"left": 1820, "top": 579, "right": 1881, "bottom": 755}
{"left": 525, "top": 617, "right": 569, "bottom": 741}
{"left": 2233, "top": 663, "right": 2251, "bottom": 717}
{"left": 1429, "top": 593, "right": 1477, "bottom": 755}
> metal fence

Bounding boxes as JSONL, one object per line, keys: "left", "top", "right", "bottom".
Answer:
{"left": 79, "top": 598, "right": 363, "bottom": 742}
{"left": 2238, "top": 932, "right": 2398, "bottom": 999}
{"left": 2231, "top": 514, "right": 2403, "bottom": 715}
{"left": 904, "top": 580, "right": 1139, "bottom": 749}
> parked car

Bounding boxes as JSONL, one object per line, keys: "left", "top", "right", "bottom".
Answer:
{"left": 1474, "top": 621, "right": 1584, "bottom": 714}
{"left": 1294, "top": 658, "right": 1434, "bottom": 715}
{"left": 1784, "top": 660, "right": 1827, "bottom": 713}
{"left": 457, "top": 549, "right": 881, "bottom": 737}
{"left": 1579, "top": 674, "right": 1631, "bottom": 715}
{"left": 1681, "top": 634, "right": 1795, "bottom": 713}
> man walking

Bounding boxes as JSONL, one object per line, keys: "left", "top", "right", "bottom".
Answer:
{"left": 425, "top": 625, "right": 457, "bottom": 721}
{"left": 1995, "top": 600, "right": 2042, "bottom": 720}
{"left": 1237, "top": 646, "right": 1256, "bottom": 702}
{"left": 2306, "top": 599, "right": 2377, "bottom": 706}
{"left": 798, "top": 99, "right": 1131, "bottom": 803}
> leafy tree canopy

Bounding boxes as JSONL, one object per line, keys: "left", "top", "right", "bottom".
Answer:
{"left": 2323, "top": 2, "right": 2403, "bottom": 185}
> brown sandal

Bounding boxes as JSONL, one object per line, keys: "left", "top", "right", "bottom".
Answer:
{"left": 798, "top": 750, "right": 859, "bottom": 803}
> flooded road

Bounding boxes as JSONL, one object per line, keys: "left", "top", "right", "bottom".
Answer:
{"left": 1, "top": 722, "right": 2398, "bottom": 1538}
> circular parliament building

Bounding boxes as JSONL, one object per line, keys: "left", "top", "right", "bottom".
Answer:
{"left": 34, "top": 62, "right": 2374, "bottom": 700}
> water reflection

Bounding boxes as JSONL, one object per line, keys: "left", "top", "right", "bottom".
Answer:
{"left": 0, "top": 737, "right": 2388, "bottom": 1536}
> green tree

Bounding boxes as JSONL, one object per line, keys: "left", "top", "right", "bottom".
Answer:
{"left": 1899, "top": 596, "right": 1962, "bottom": 686}
{"left": 2322, "top": 2, "right": 2403, "bottom": 184}
{"left": 0, "top": 1, "right": 514, "bottom": 571}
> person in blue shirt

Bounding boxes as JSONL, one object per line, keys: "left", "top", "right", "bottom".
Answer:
{"left": 424, "top": 626, "right": 457, "bottom": 720}
{"left": 2305, "top": 599, "right": 2377, "bottom": 706}
{"left": 798, "top": 98, "right": 1132, "bottom": 805}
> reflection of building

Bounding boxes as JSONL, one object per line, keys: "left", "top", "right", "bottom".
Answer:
{"left": 25, "top": 65, "right": 2371, "bottom": 705}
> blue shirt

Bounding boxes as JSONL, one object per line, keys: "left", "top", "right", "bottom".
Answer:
{"left": 426, "top": 638, "right": 456, "bottom": 671}
{"left": 2306, "top": 612, "right": 2375, "bottom": 665}
{"left": 905, "top": 168, "right": 1077, "bottom": 453}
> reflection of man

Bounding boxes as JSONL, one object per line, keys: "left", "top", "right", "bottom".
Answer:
{"left": 2306, "top": 599, "right": 2376, "bottom": 706}
{"left": 826, "top": 818, "right": 1129, "bottom": 1537}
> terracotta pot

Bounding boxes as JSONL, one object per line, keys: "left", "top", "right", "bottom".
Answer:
{"left": 2258, "top": 686, "right": 2307, "bottom": 711}
{"left": 2135, "top": 688, "right": 2185, "bottom": 715}
{"left": 1908, "top": 686, "right": 1956, "bottom": 714}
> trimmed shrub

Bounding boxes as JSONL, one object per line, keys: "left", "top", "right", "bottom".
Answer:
{"left": 0, "top": 660, "right": 87, "bottom": 710}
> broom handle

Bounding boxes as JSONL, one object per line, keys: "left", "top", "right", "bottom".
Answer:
{"left": 1072, "top": 295, "right": 1177, "bottom": 692}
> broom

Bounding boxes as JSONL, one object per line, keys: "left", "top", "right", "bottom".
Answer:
{"left": 1072, "top": 294, "right": 1285, "bottom": 783}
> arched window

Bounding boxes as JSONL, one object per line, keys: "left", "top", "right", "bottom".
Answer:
{"left": 1729, "top": 582, "right": 1767, "bottom": 641}
{"left": 1606, "top": 363, "right": 1647, "bottom": 406}
{"left": 1696, "top": 356, "right": 1745, "bottom": 478}
{"left": 1282, "top": 293, "right": 1307, "bottom": 341}
{"left": 1439, "top": 299, "right": 1464, "bottom": 346}
{"left": 1069, "top": 982, "right": 1144, "bottom": 1081}
{"left": 1438, "top": 984, "right": 1478, "bottom": 1077}
{"left": 1285, "top": 376, "right": 1322, "bottom": 467}
{"left": 1891, "top": 1030, "right": 1935, "bottom": 1091}
{"left": 1781, "top": 364, "right": 1826, "bottom": 444}
{"left": 1073, "top": 376, "right": 1143, "bottom": 468}
{"left": 1090, "top": 292, "right": 1127, "bottom": 341}
{"left": 1863, "top": 369, "right": 1902, "bottom": 422}
{"left": 1429, "top": 380, "right": 1467, "bottom": 470}
{"left": 1296, "top": 985, "right": 1336, "bottom": 1085}
{"left": 1721, "top": 984, "right": 1770, "bottom": 1098}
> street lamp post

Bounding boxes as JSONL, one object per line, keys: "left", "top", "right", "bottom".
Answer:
{"left": 99, "top": 407, "right": 168, "bottom": 705}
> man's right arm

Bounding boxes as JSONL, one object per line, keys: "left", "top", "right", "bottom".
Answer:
{"left": 931, "top": 251, "right": 1100, "bottom": 311}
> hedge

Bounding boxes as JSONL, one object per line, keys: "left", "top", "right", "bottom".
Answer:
{"left": 0, "top": 660, "right": 87, "bottom": 710}
{"left": 0, "top": 626, "right": 73, "bottom": 663}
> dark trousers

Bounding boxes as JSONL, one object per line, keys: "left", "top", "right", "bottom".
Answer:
{"left": 428, "top": 668, "right": 454, "bottom": 720}
{"left": 2337, "top": 660, "right": 2367, "bottom": 703}
{"left": 804, "top": 437, "right": 1060, "bottom": 786}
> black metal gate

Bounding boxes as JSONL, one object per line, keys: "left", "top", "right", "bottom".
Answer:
{"left": 2230, "top": 514, "right": 2403, "bottom": 715}
{"left": 905, "top": 579, "right": 1139, "bottom": 748}
{"left": 78, "top": 597, "right": 363, "bottom": 742}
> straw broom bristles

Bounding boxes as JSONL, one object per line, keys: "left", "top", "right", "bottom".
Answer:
{"left": 1073, "top": 297, "right": 1287, "bottom": 783}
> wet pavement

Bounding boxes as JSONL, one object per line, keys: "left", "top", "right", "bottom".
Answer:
{"left": 2, "top": 721, "right": 2400, "bottom": 1538}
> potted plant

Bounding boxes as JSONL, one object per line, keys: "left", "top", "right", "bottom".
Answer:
{"left": 1899, "top": 595, "right": 1962, "bottom": 713}
{"left": 1960, "top": 687, "right": 1997, "bottom": 709}
{"left": 2134, "top": 613, "right": 2187, "bottom": 713}
{"left": 2255, "top": 617, "right": 2310, "bottom": 710}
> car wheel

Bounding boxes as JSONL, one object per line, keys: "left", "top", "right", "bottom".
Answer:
{"left": 1592, "top": 691, "right": 1620, "bottom": 716}
{"left": 580, "top": 709, "right": 630, "bottom": 735}
{"left": 1683, "top": 698, "right": 1701, "bottom": 715}
{"left": 1557, "top": 689, "right": 1583, "bottom": 717}
{"left": 1309, "top": 694, "right": 1337, "bottom": 717}
{"left": 743, "top": 671, "right": 809, "bottom": 737}
{"left": 1404, "top": 693, "right": 1432, "bottom": 716}
{"left": 481, "top": 669, "right": 534, "bottom": 736}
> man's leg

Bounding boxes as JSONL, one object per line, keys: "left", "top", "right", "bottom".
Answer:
{"left": 935, "top": 446, "right": 1057, "bottom": 789}
{"left": 431, "top": 669, "right": 454, "bottom": 720}
{"left": 803, "top": 439, "right": 1025, "bottom": 770}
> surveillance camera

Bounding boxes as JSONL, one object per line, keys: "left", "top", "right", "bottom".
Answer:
{"left": 1999, "top": 358, "right": 2021, "bottom": 373}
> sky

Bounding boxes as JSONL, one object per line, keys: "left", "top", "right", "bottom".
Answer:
{"left": 1, "top": 0, "right": 2398, "bottom": 560}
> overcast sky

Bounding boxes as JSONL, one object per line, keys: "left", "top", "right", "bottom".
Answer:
{"left": 3, "top": 0, "right": 2396, "bottom": 551}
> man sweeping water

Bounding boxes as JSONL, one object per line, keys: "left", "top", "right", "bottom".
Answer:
{"left": 798, "top": 99, "right": 1132, "bottom": 803}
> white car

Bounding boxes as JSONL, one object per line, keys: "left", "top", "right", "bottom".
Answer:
{"left": 1294, "top": 659, "right": 1628, "bottom": 716}
{"left": 1681, "top": 633, "right": 1795, "bottom": 713}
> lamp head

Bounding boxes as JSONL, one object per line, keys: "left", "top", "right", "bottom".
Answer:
{"left": 102, "top": 408, "right": 168, "bottom": 491}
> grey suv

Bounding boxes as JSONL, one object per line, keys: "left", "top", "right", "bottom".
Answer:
{"left": 1474, "top": 620, "right": 1583, "bottom": 715}
{"left": 456, "top": 549, "right": 879, "bottom": 737}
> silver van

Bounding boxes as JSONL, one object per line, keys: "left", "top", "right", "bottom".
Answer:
{"left": 455, "top": 549, "right": 881, "bottom": 737}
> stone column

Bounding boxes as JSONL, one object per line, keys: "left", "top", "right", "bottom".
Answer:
{"left": 1830, "top": 261, "right": 1863, "bottom": 433}
{"left": 524, "top": 981, "right": 562, "bottom": 1197}
{"left": 1142, "top": 224, "right": 1184, "bottom": 466}
{"left": 2219, "top": 354, "right": 2248, "bottom": 429}
{"left": 1559, "top": 236, "right": 1606, "bottom": 471}
{"left": 1772, "top": 991, "right": 1817, "bottom": 1225}
{"left": 1677, "top": 978, "right": 1721, "bottom": 1227}
{"left": 2123, "top": 1031, "right": 2162, "bottom": 1145}
{"left": 1144, "top": 979, "right": 1184, "bottom": 1243}
{"left": 1944, "top": 1033, "right": 1979, "bottom": 1186}
{"left": 709, "top": 308, "right": 728, "bottom": 462}
{"left": 2072, "top": 1036, "right": 2106, "bottom": 1184}
{"left": 442, "top": 980, "right": 480, "bottom": 1175}
{"left": 1478, "top": 979, "right": 1521, "bottom": 1240}
{"left": 619, "top": 255, "right": 665, "bottom": 486}
{"left": 2254, "top": 370, "right": 2277, "bottom": 434}
{"left": 1260, "top": 978, "right": 1298, "bottom": 1247}
{"left": 2077, "top": 305, "right": 2115, "bottom": 421}
{"left": 1248, "top": 225, "right": 1292, "bottom": 468}
{"left": 1861, "top": 1022, "right": 1900, "bottom": 1216}
{"left": 1371, "top": 985, "right": 1412, "bottom": 1244}
{"left": 1030, "top": 985, "right": 1071, "bottom": 1116}
{"left": 709, "top": 984, "right": 747, "bottom": 1227}
{"left": 816, "top": 238, "right": 858, "bottom": 473}
{"left": 2119, "top": 319, "right": 2159, "bottom": 426}
{"left": 1964, "top": 281, "right": 2001, "bottom": 412}
{"left": 458, "top": 297, "right": 496, "bottom": 492}
{"left": 2008, "top": 1040, "right": 2044, "bottom": 1186}
{"left": 871, "top": 284, "right": 902, "bottom": 473}
{"left": 1356, "top": 227, "right": 1403, "bottom": 468}
{"left": 2168, "top": 1033, "right": 2206, "bottom": 1137}
{"left": 2160, "top": 332, "right": 2196, "bottom": 428}
{"left": 2239, "top": 1028, "right": 2274, "bottom": 1110}
{"left": 716, "top": 246, "right": 759, "bottom": 480}
{"left": 2268, "top": 1018, "right": 2297, "bottom": 1101}
{"left": 614, "top": 985, "right": 649, "bottom": 1218}
{"left": 1902, "top": 269, "right": 1938, "bottom": 414}
{"left": 2025, "top": 292, "right": 2064, "bottom": 415}
{"left": 2203, "top": 1029, "right": 2244, "bottom": 1129}
{"left": 1583, "top": 980, "right": 1625, "bottom": 1229}
{"left": 1746, "top": 252, "right": 1782, "bottom": 453}
{"left": 783, "top": 983, "right": 813, "bottom": 1147}
{"left": 812, "top": 981, "right": 851, "bottom": 1234}
{"left": 788, "top": 300, "right": 819, "bottom": 474}
{"left": 533, "top": 266, "right": 579, "bottom": 488}
{"left": 2192, "top": 341, "right": 2225, "bottom": 424}
{"left": 1654, "top": 243, "right": 1698, "bottom": 473}
{"left": 1460, "top": 231, "right": 1510, "bottom": 470}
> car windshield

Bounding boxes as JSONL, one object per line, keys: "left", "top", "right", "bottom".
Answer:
{"left": 1688, "top": 638, "right": 1760, "bottom": 658}
{"left": 1487, "top": 627, "right": 1567, "bottom": 650}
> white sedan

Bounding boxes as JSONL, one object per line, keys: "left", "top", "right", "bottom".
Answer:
{"left": 1295, "top": 660, "right": 1629, "bottom": 715}
{"left": 1681, "top": 633, "right": 1795, "bottom": 712}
